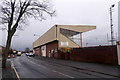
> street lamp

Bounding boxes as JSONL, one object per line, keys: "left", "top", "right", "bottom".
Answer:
{"left": 86, "top": 42, "right": 88, "bottom": 47}
{"left": 13, "top": 34, "right": 19, "bottom": 50}
{"left": 33, "top": 34, "right": 39, "bottom": 36}
{"left": 110, "top": 4, "right": 115, "bottom": 45}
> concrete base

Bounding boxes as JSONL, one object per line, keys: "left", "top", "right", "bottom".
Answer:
{"left": 117, "top": 45, "right": 120, "bottom": 65}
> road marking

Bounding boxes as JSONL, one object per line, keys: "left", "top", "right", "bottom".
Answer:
{"left": 13, "top": 66, "right": 21, "bottom": 80}
{"left": 11, "top": 61, "right": 21, "bottom": 80}
{"left": 52, "top": 70, "right": 74, "bottom": 78}
{"left": 28, "top": 57, "right": 74, "bottom": 78}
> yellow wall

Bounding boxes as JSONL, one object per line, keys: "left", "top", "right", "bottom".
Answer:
{"left": 33, "top": 26, "right": 57, "bottom": 48}
{"left": 33, "top": 25, "right": 96, "bottom": 48}
{"left": 59, "top": 33, "right": 80, "bottom": 48}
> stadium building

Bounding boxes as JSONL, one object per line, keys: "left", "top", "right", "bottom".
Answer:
{"left": 33, "top": 25, "right": 96, "bottom": 58}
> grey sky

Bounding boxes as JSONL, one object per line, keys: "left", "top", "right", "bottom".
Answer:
{"left": 0, "top": 0, "right": 119, "bottom": 51}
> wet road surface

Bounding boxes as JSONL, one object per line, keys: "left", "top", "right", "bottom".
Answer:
{"left": 11, "top": 54, "right": 119, "bottom": 78}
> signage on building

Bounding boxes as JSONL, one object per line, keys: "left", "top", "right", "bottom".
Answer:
{"left": 61, "top": 41, "right": 69, "bottom": 46}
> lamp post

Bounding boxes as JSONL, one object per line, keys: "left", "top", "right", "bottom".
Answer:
{"left": 33, "top": 34, "right": 40, "bottom": 37}
{"left": 110, "top": 4, "right": 115, "bottom": 45}
{"left": 86, "top": 42, "right": 88, "bottom": 47}
{"left": 13, "top": 34, "right": 19, "bottom": 50}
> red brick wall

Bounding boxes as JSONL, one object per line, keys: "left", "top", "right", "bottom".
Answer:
{"left": 34, "top": 41, "right": 59, "bottom": 57}
{"left": 33, "top": 42, "right": 118, "bottom": 65}
{"left": 46, "top": 40, "right": 59, "bottom": 58}
{"left": 33, "top": 47, "right": 41, "bottom": 56}
{"left": 70, "top": 46, "right": 118, "bottom": 65}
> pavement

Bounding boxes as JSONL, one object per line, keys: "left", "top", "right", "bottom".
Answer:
{"left": 35, "top": 56, "right": 120, "bottom": 78}
{"left": 2, "top": 60, "right": 18, "bottom": 80}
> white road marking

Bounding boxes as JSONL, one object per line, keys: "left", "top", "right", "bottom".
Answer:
{"left": 13, "top": 66, "right": 21, "bottom": 80}
{"left": 27, "top": 57, "right": 74, "bottom": 78}
{"left": 11, "top": 61, "right": 20, "bottom": 80}
{"left": 52, "top": 70, "right": 74, "bottom": 78}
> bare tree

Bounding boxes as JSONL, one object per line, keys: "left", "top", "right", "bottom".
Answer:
{"left": 0, "top": 0, "right": 55, "bottom": 68}
{"left": 25, "top": 47, "right": 30, "bottom": 52}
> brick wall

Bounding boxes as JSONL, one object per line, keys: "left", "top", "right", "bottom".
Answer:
{"left": 33, "top": 42, "right": 118, "bottom": 65}
{"left": 33, "top": 47, "right": 41, "bottom": 56}
{"left": 46, "top": 40, "right": 58, "bottom": 58}
{"left": 70, "top": 46, "right": 118, "bottom": 65}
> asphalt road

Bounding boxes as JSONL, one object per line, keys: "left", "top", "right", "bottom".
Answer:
{"left": 11, "top": 54, "right": 118, "bottom": 78}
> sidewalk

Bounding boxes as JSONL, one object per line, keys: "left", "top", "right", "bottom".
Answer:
{"left": 2, "top": 60, "right": 18, "bottom": 80}
{"left": 35, "top": 56, "right": 120, "bottom": 78}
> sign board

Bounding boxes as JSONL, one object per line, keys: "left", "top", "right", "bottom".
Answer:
{"left": 61, "top": 42, "right": 69, "bottom": 46}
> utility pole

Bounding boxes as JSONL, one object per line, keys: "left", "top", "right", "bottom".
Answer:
{"left": 110, "top": 4, "right": 115, "bottom": 45}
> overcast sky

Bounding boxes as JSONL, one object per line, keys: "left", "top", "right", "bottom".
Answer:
{"left": 0, "top": 0, "right": 119, "bottom": 51}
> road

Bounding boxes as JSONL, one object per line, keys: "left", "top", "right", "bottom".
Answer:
{"left": 11, "top": 54, "right": 119, "bottom": 78}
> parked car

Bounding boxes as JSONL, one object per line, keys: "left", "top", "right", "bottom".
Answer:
{"left": 25, "top": 53, "right": 29, "bottom": 56}
{"left": 17, "top": 52, "right": 22, "bottom": 56}
{"left": 8, "top": 54, "right": 11, "bottom": 58}
{"left": 28, "top": 53, "right": 35, "bottom": 57}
